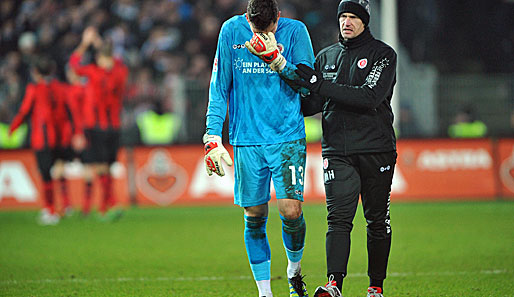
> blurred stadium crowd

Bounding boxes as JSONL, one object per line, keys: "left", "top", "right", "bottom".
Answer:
{"left": 2, "top": 0, "right": 513, "bottom": 148}
{"left": 0, "top": 0, "right": 339, "bottom": 147}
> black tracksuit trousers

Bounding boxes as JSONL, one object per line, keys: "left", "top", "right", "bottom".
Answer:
{"left": 323, "top": 151, "right": 396, "bottom": 283}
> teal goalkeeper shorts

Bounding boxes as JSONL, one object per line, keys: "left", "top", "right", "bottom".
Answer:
{"left": 233, "top": 138, "right": 306, "bottom": 207}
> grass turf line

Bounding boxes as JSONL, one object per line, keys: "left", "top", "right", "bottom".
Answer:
{"left": 0, "top": 201, "right": 513, "bottom": 296}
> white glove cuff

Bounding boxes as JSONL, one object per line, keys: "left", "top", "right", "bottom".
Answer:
{"left": 271, "top": 55, "right": 287, "bottom": 73}
{"left": 203, "top": 133, "right": 222, "bottom": 144}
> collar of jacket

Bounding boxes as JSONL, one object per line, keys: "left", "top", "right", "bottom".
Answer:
{"left": 339, "top": 27, "right": 373, "bottom": 49}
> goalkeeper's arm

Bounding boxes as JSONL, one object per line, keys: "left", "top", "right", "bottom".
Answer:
{"left": 278, "top": 63, "right": 311, "bottom": 96}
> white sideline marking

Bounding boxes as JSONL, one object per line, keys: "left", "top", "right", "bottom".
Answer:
{"left": 1, "top": 270, "right": 509, "bottom": 286}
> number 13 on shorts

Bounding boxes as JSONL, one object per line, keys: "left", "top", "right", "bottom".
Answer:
{"left": 276, "top": 138, "right": 306, "bottom": 200}
{"left": 289, "top": 165, "right": 304, "bottom": 186}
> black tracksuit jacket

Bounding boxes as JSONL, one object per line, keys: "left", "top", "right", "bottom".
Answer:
{"left": 302, "top": 28, "right": 397, "bottom": 156}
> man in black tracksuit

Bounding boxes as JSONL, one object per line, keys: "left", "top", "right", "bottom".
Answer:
{"left": 293, "top": 1, "right": 397, "bottom": 296}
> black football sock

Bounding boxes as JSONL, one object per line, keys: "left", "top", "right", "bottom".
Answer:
{"left": 370, "top": 279, "right": 383, "bottom": 292}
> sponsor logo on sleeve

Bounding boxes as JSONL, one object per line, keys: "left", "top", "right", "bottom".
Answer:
{"left": 213, "top": 57, "right": 218, "bottom": 72}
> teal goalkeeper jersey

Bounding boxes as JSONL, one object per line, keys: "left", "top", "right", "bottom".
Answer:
{"left": 206, "top": 14, "right": 315, "bottom": 146}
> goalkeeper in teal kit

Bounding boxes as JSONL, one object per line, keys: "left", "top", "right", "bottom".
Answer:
{"left": 203, "top": 0, "right": 314, "bottom": 296}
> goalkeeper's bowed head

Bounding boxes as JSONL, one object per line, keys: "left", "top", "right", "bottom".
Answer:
{"left": 203, "top": 134, "right": 233, "bottom": 177}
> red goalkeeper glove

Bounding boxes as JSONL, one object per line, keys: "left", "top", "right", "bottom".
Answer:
{"left": 203, "top": 134, "right": 233, "bottom": 177}
{"left": 245, "top": 32, "right": 287, "bottom": 72}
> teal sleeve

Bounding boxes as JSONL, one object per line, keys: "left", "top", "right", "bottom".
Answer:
{"left": 279, "top": 22, "right": 315, "bottom": 96}
{"left": 279, "top": 63, "right": 311, "bottom": 96}
{"left": 206, "top": 23, "right": 233, "bottom": 136}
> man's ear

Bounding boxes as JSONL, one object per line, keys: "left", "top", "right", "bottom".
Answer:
{"left": 271, "top": 11, "right": 281, "bottom": 33}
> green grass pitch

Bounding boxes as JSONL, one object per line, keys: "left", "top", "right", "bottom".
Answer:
{"left": 1, "top": 201, "right": 513, "bottom": 296}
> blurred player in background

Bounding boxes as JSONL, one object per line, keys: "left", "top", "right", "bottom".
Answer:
{"left": 203, "top": 0, "right": 314, "bottom": 296}
{"left": 294, "top": 1, "right": 397, "bottom": 296}
{"left": 65, "top": 68, "right": 88, "bottom": 162}
{"left": 9, "top": 57, "right": 73, "bottom": 224}
{"left": 51, "top": 68, "right": 86, "bottom": 217}
{"left": 69, "top": 27, "right": 128, "bottom": 220}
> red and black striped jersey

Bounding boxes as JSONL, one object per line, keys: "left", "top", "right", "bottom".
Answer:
{"left": 69, "top": 53, "right": 128, "bottom": 130}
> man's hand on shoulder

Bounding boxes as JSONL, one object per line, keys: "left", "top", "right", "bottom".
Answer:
{"left": 294, "top": 64, "right": 324, "bottom": 94}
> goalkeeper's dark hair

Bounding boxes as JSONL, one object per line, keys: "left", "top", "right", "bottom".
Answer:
{"left": 247, "top": 0, "right": 279, "bottom": 31}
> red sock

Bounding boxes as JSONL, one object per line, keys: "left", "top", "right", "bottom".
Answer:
{"left": 82, "top": 181, "right": 92, "bottom": 214}
{"left": 43, "top": 181, "right": 55, "bottom": 214}
{"left": 99, "top": 174, "right": 113, "bottom": 213}
{"left": 60, "top": 177, "right": 70, "bottom": 209}
{"left": 106, "top": 175, "right": 116, "bottom": 208}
